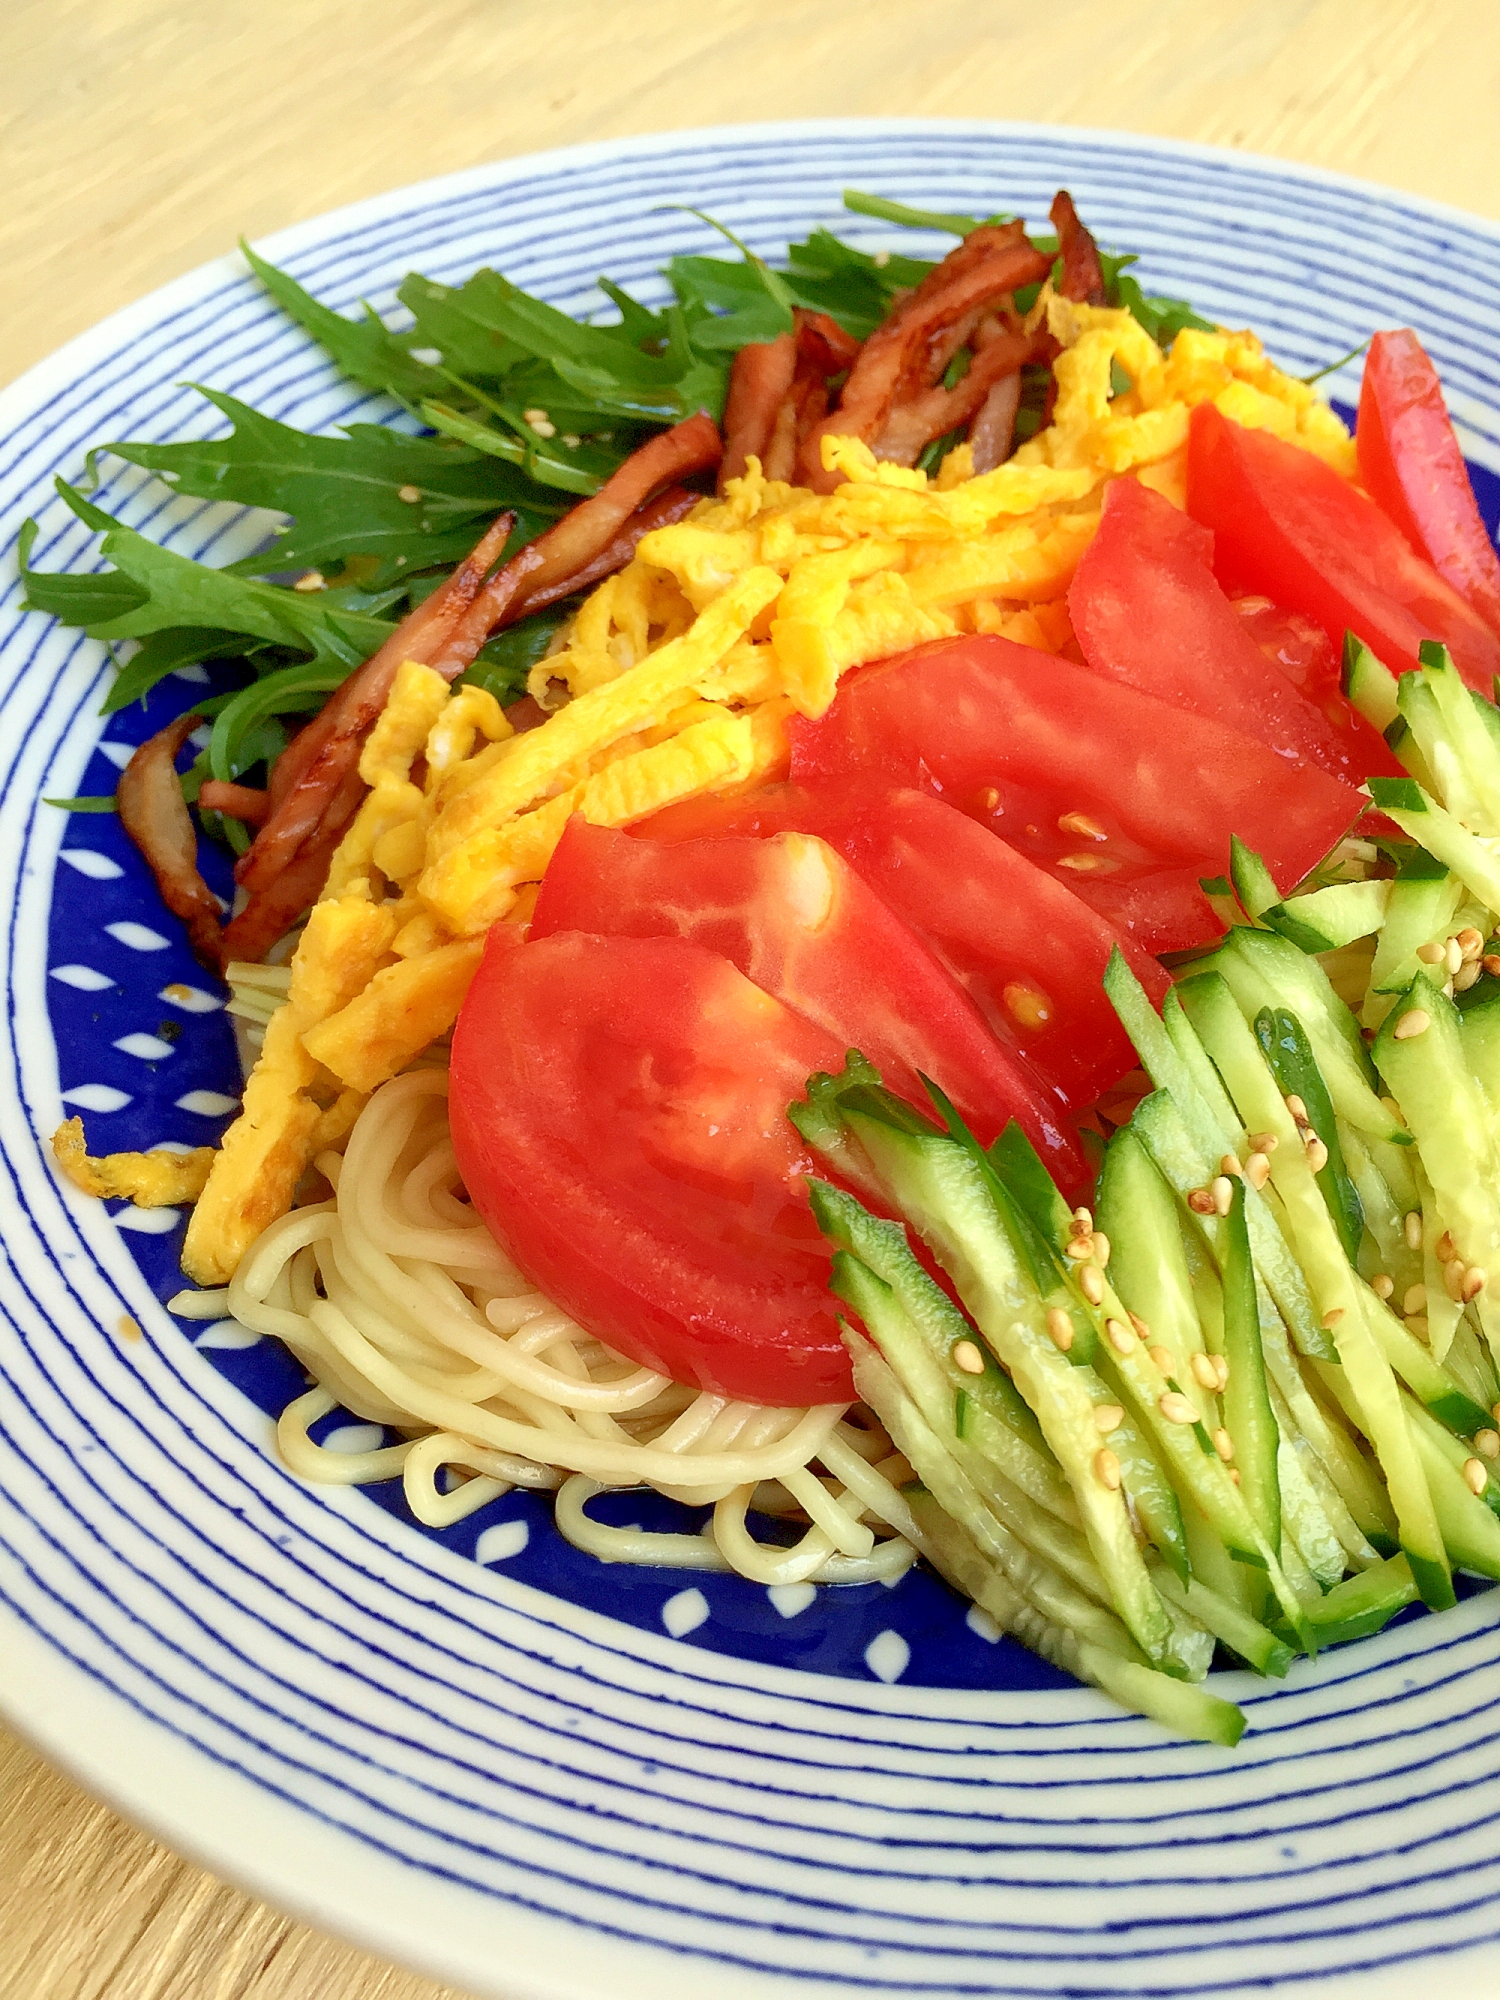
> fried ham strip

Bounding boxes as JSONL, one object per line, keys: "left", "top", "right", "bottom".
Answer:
{"left": 117, "top": 711, "right": 225, "bottom": 971}
{"left": 718, "top": 330, "right": 797, "bottom": 489}
{"left": 235, "top": 508, "right": 524, "bottom": 901}
{"left": 968, "top": 371, "right": 1024, "bottom": 474}
{"left": 198, "top": 779, "right": 269, "bottom": 825}
{"left": 873, "top": 326, "right": 1039, "bottom": 467}
{"left": 1051, "top": 189, "right": 1108, "bottom": 307}
{"left": 797, "top": 224, "right": 1052, "bottom": 490}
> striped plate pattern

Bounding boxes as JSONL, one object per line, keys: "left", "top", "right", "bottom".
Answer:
{"left": 3, "top": 122, "right": 1500, "bottom": 2000}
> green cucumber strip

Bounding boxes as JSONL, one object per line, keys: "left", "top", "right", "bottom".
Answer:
{"left": 1268, "top": 1377, "right": 1382, "bottom": 1569}
{"left": 1404, "top": 1403, "right": 1500, "bottom": 1580}
{"left": 1461, "top": 986, "right": 1500, "bottom": 1123}
{"left": 1362, "top": 854, "right": 1462, "bottom": 1027}
{"left": 839, "top": 1110, "right": 1175, "bottom": 1664}
{"left": 1097, "top": 1126, "right": 1213, "bottom": 1415}
{"left": 1341, "top": 1125, "right": 1422, "bottom": 1298}
{"left": 1070, "top": 1366, "right": 1191, "bottom": 1584}
{"left": 1220, "top": 1178, "right": 1282, "bottom": 1558}
{"left": 1259, "top": 1316, "right": 1398, "bottom": 1554}
{"left": 1252, "top": 1006, "right": 1364, "bottom": 1264}
{"left": 1277, "top": 1434, "right": 1345, "bottom": 1588}
{"left": 1313, "top": 1339, "right": 1454, "bottom": 1610}
{"left": 1342, "top": 632, "right": 1400, "bottom": 733}
{"left": 809, "top": 1180, "right": 1078, "bottom": 1520}
{"left": 790, "top": 1052, "right": 889, "bottom": 1205}
{"left": 850, "top": 1339, "right": 1131, "bottom": 1649}
{"left": 1264, "top": 879, "right": 1392, "bottom": 954}
{"left": 1444, "top": 1318, "right": 1500, "bottom": 1413}
{"left": 903, "top": 1486, "right": 1245, "bottom": 1745}
{"left": 1412, "top": 1152, "right": 1464, "bottom": 1365}
{"left": 1163, "top": 989, "right": 1247, "bottom": 1144}
{"left": 1370, "top": 776, "right": 1500, "bottom": 915}
{"left": 1150, "top": 1563, "right": 1295, "bottom": 1678}
{"left": 1403, "top": 1385, "right": 1500, "bottom": 1528}
{"left": 1198, "top": 874, "right": 1248, "bottom": 930}
{"left": 1404, "top": 643, "right": 1500, "bottom": 837}
{"left": 1230, "top": 835, "right": 1282, "bottom": 923}
{"left": 1210, "top": 926, "right": 1408, "bottom": 1145}
{"left": 1373, "top": 972, "right": 1500, "bottom": 1369}
{"left": 986, "top": 1119, "right": 1076, "bottom": 1249}
{"left": 1297, "top": 1553, "right": 1417, "bottom": 1646}
{"left": 1182, "top": 1496, "right": 1254, "bottom": 1613}
{"left": 1366, "top": 1290, "right": 1491, "bottom": 1436}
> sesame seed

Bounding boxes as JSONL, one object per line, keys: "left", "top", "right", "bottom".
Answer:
{"left": 1405, "top": 1211, "right": 1424, "bottom": 1251}
{"left": 1214, "top": 1354, "right": 1229, "bottom": 1390}
{"left": 1190, "top": 1352, "right": 1219, "bottom": 1390}
{"left": 873, "top": 247, "right": 891, "bottom": 267}
{"left": 1094, "top": 1403, "right": 1125, "bottom": 1434}
{"left": 1072, "top": 1206, "right": 1094, "bottom": 1230}
{"left": 1486, "top": 955, "right": 1500, "bottom": 979}
{"left": 1406, "top": 1315, "right": 1429, "bottom": 1342}
{"left": 1456, "top": 961, "right": 1482, "bottom": 992}
{"left": 1160, "top": 1391, "right": 1198, "bottom": 1425}
{"left": 1091, "top": 1231, "right": 1111, "bottom": 1268}
{"left": 1148, "top": 1344, "right": 1174, "bottom": 1374}
{"left": 1188, "top": 1188, "right": 1216, "bottom": 1215}
{"left": 1492, "top": 1402, "right": 1500, "bottom": 1428}
{"left": 1478, "top": 1429, "right": 1500, "bottom": 1460}
{"left": 1416, "top": 940, "right": 1446, "bottom": 965}
{"left": 1094, "top": 1447, "right": 1122, "bottom": 1490}
{"left": 1285, "top": 1094, "right": 1309, "bottom": 1123}
{"left": 1247, "top": 1131, "right": 1279, "bottom": 1155}
{"left": 952, "top": 1339, "right": 985, "bottom": 1375}
{"left": 397, "top": 483, "right": 422, "bottom": 504}
{"left": 1444, "top": 1259, "right": 1468, "bottom": 1302}
{"left": 523, "top": 406, "right": 551, "bottom": 426}
{"left": 1372, "top": 1273, "right": 1395, "bottom": 1299}
{"left": 1394, "top": 1008, "right": 1431, "bottom": 1040}
{"left": 1064, "top": 1236, "right": 1093, "bottom": 1260}
{"left": 1403, "top": 1283, "right": 1427, "bottom": 1316}
{"left": 1305, "top": 1134, "right": 1329, "bottom": 1173}
{"left": 1446, "top": 936, "right": 1466, "bottom": 976}
{"left": 1460, "top": 927, "right": 1485, "bottom": 957}
{"left": 293, "top": 570, "right": 325, "bottom": 592}
{"left": 1246, "top": 1151, "right": 1271, "bottom": 1189}
{"left": 1080, "top": 1266, "right": 1105, "bottom": 1306}
{"left": 1464, "top": 1457, "right": 1488, "bottom": 1496}
{"left": 1322, "top": 1306, "right": 1344, "bottom": 1328}
{"left": 1213, "top": 1427, "right": 1234, "bottom": 1461}
{"left": 1211, "top": 1175, "right": 1233, "bottom": 1216}
{"left": 1105, "top": 1316, "right": 1135, "bottom": 1354}
{"left": 1128, "top": 1312, "right": 1152, "bottom": 1341}
{"left": 1220, "top": 1152, "right": 1243, "bottom": 1178}
{"left": 1463, "top": 1266, "right": 1489, "bottom": 1302}
{"left": 1228, "top": 1468, "right": 1241, "bottom": 1485}
{"left": 1057, "top": 810, "right": 1107, "bottom": 840}
{"left": 1046, "top": 1307, "right": 1074, "bottom": 1351}
{"left": 562, "top": 433, "right": 582, "bottom": 449}
{"left": 1438, "top": 1230, "right": 1456, "bottom": 1262}
{"left": 1004, "top": 982, "right": 1053, "bottom": 1029}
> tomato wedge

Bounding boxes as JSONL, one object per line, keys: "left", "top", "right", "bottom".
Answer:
{"left": 1357, "top": 329, "right": 1500, "bottom": 640}
{"left": 636, "top": 778, "right": 1169, "bottom": 1109}
{"left": 451, "top": 929, "right": 852, "bottom": 1404}
{"left": 1187, "top": 403, "right": 1500, "bottom": 690}
{"left": 789, "top": 633, "right": 1364, "bottom": 952}
{"left": 533, "top": 814, "right": 1089, "bottom": 1189}
{"left": 1068, "top": 477, "right": 1393, "bottom": 782}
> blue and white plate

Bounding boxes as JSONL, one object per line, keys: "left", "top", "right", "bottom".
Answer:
{"left": 3, "top": 121, "right": 1500, "bottom": 2000}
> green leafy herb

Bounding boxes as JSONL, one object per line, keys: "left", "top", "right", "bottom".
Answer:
{"left": 240, "top": 240, "right": 445, "bottom": 407}
{"left": 43, "top": 795, "right": 117, "bottom": 813}
{"left": 842, "top": 189, "right": 993, "bottom": 236}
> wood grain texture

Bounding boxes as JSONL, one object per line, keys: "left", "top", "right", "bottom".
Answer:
{"left": 3, "top": 0, "right": 1499, "bottom": 1992}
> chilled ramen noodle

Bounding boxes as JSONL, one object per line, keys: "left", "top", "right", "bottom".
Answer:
{"left": 172, "top": 1069, "right": 918, "bottom": 1585}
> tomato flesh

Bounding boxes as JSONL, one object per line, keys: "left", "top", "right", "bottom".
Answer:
{"left": 788, "top": 632, "right": 1364, "bottom": 952}
{"left": 450, "top": 929, "right": 853, "bottom": 1404}
{"left": 636, "top": 778, "right": 1168, "bottom": 1109}
{"left": 533, "top": 814, "right": 1089, "bottom": 1189}
{"left": 1187, "top": 403, "right": 1500, "bottom": 691}
{"left": 1069, "top": 477, "right": 1393, "bottom": 782}
{"left": 1357, "top": 328, "right": 1500, "bottom": 640}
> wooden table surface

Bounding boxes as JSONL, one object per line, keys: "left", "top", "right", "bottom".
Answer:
{"left": 4, "top": 1, "right": 1500, "bottom": 1992}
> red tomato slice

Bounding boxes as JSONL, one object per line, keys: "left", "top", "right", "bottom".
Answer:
{"left": 450, "top": 929, "right": 852, "bottom": 1404}
{"left": 1068, "top": 477, "right": 1394, "bottom": 782}
{"left": 636, "top": 778, "right": 1169, "bottom": 1109}
{"left": 1230, "top": 596, "right": 1340, "bottom": 699}
{"left": 788, "top": 633, "right": 1363, "bottom": 951}
{"left": 1187, "top": 403, "right": 1500, "bottom": 691}
{"left": 1357, "top": 329, "right": 1500, "bottom": 640}
{"left": 532, "top": 814, "right": 1089, "bottom": 1190}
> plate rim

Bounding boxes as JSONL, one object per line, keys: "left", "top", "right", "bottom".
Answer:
{"left": 6, "top": 113, "right": 1500, "bottom": 2000}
